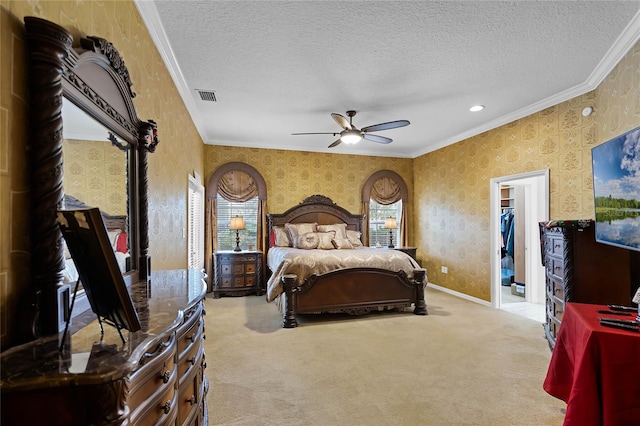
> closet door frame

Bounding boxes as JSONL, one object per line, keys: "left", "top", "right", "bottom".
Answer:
{"left": 490, "top": 169, "right": 549, "bottom": 308}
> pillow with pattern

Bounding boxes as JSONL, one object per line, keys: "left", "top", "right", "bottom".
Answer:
{"left": 316, "top": 231, "right": 336, "bottom": 249}
{"left": 346, "top": 230, "right": 363, "bottom": 247}
{"left": 273, "top": 226, "right": 291, "bottom": 247}
{"left": 296, "top": 232, "right": 319, "bottom": 250}
{"left": 285, "top": 222, "right": 318, "bottom": 248}
{"left": 317, "top": 223, "right": 348, "bottom": 240}
{"left": 332, "top": 237, "right": 354, "bottom": 249}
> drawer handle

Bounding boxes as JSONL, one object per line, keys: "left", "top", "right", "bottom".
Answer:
{"left": 189, "top": 355, "right": 197, "bottom": 365}
{"left": 554, "top": 243, "right": 561, "bottom": 249}
{"left": 202, "top": 361, "right": 207, "bottom": 369}
{"left": 160, "top": 370, "right": 171, "bottom": 384}
{"left": 554, "top": 265, "right": 561, "bottom": 270}
{"left": 161, "top": 400, "right": 172, "bottom": 415}
{"left": 188, "top": 331, "right": 199, "bottom": 343}
{"left": 188, "top": 395, "right": 197, "bottom": 406}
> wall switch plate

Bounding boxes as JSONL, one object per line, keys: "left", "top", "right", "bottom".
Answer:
{"left": 441, "top": 266, "right": 448, "bottom": 273}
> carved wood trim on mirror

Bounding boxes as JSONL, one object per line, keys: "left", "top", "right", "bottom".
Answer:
{"left": 24, "top": 17, "right": 156, "bottom": 339}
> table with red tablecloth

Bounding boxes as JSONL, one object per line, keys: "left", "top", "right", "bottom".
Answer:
{"left": 543, "top": 302, "right": 640, "bottom": 425}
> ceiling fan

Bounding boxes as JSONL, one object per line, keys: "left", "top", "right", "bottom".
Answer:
{"left": 292, "top": 110, "right": 410, "bottom": 148}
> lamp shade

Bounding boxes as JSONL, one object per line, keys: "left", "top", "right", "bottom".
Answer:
{"left": 230, "top": 216, "right": 246, "bottom": 230}
{"left": 383, "top": 217, "right": 398, "bottom": 229}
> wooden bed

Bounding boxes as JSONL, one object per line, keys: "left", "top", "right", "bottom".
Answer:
{"left": 267, "top": 194, "right": 427, "bottom": 328}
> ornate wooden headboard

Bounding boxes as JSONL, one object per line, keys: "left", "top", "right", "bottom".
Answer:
{"left": 63, "top": 195, "right": 128, "bottom": 232}
{"left": 267, "top": 195, "right": 363, "bottom": 235}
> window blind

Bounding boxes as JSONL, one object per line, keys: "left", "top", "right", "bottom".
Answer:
{"left": 216, "top": 194, "right": 259, "bottom": 251}
{"left": 368, "top": 199, "right": 402, "bottom": 247}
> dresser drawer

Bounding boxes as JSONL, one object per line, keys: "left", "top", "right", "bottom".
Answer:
{"left": 545, "top": 236, "right": 566, "bottom": 257}
{"left": 131, "top": 381, "right": 178, "bottom": 426}
{"left": 178, "top": 371, "right": 202, "bottom": 426}
{"left": 218, "top": 253, "right": 257, "bottom": 264}
{"left": 546, "top": 276, "right": 564, "bottom": 300}
{"left": 178, "top": 342, "right": 203, "bottom": 385}
{"left": 177, "top": 302, "right": 203, "bottom": 357}
{"left": 546, "top": 256, "right": 565, "bottom": 280}
{"left": 129, "top": 334, "right": 177, "bottom": 410}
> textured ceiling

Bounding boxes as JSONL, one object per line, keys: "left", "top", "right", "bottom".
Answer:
{"left": 136, "top": 1, "right": 640, "bottom": 158}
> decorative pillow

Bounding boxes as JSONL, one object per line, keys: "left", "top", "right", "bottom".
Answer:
{"left": 317, "top": 223, "right": 348, "bottom": 240}
{"left": 332, "top": 237, "right": 354, "bottom": 249}
{"left": 285, "top": 222, "right": 318, "bottom": 248}
{"left": 115, "top": 232, "right": 128, "bottom": 253}
{"left": 107, "top": 230, "right": 122, "bottom": 252}
{"left": 273, "top": 226, "right": 291, "bottom": 247}
{"left": 346, "top": 230, "right": 364, "bottom": 247}
{"left": 316, "top": 231, "right": 336, "bottom": 249}
{"left": 296, "top": 232, "right": 319, "bottom": 250}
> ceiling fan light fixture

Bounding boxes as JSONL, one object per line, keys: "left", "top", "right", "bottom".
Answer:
{"left": 340, "top": 129, "right": 362, "bottom": 144}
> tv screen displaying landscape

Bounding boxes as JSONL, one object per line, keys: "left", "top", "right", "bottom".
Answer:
{"left": 592, "top": 125, "right": 640, "bottom": 252}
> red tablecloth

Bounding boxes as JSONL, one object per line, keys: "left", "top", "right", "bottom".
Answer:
{"left": 543, "top": 302, "right": 640, "bottom": 425}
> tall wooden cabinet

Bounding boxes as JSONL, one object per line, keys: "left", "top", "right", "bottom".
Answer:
{"left": 540, "top": 220, "right": 639, "bottom": 349}
{"left": 1, "top": 270, "right": 208, "bottom": 426}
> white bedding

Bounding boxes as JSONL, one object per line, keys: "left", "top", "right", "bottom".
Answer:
{"left": 63, "top": 251, "right": 128, "bottom": 284}
{"left": 266, "top": 246, "right": 423, "bottom": 302}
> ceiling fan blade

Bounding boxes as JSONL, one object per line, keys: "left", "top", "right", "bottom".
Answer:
{"left": 291, "top": 132, "right": 338, "bottom": 135}
{"left": 363, "top": 133, "right": 392, "bottom": 144}
{"left": 361, "top": 120, "right": 410, "bottom": 133}
{"left": 331, "top": 113, "right": 351, "bottom": 130}
{"left": 328, "top": 138, "right": 342, "bottom": 148}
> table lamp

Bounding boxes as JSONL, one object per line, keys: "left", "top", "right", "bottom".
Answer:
{"left": 230, "top": 215, "right": 245, "bottom": 252}
{"left": 384, "top": 217, "right": 398, "bottom": 248}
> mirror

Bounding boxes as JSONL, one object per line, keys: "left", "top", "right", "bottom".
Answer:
{"left": 61, "top": 99, "right": 132, "bottom": 311}
{"left": 24, "top": 17, "right": 157, "bottom": 337}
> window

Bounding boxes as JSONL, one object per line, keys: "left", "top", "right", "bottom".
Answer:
{"left": 188, "top": 174, "right": 205, "bottom": 270}
{"left": 216, "top": 194, "right": 259, "bottom": 251}
{"left": 368, "top": 199, "right": 402, "bottom": 247}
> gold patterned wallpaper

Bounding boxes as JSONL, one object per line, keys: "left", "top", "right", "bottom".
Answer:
{"left": 204, "top": 147, "right": 413, "bottom": 217}
{"left": 62, "top": 139, "right": 127, "bottom": 216}
{"left": 0, "top": 0, "right": 205, "bottom": 346}
{"left": 414, "top": 42, "right": 640, "bottom": 301}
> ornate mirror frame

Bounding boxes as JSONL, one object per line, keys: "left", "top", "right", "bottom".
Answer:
{"left": 24, "top": 17, "right": 156, "bottom": 338}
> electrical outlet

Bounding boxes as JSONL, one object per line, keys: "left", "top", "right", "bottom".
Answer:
{"left": 441, "top": 266, "right": 448, "bottom": 274}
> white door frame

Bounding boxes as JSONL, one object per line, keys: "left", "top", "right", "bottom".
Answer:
{"left": 490, "top": 169, "right": 549, "bottom": 308}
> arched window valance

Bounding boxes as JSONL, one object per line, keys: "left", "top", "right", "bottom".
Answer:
{"left": 361, "top": 170, "right": 409, "bottom": 247}
{"left": 218, "top": 170, "right": 258, "bottom": 202}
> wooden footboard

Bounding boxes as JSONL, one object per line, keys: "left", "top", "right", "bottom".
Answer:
{"left": 281, "top": 267, "right": 427, "bottom": 328}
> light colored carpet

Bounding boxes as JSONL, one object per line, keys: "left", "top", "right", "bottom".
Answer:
{"left": 204, "top": 287, "right": 566, "bottom": 425}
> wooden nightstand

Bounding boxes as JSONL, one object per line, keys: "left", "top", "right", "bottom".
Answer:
{"left": 213, "top": 250, "right": 263, "bottom": 298}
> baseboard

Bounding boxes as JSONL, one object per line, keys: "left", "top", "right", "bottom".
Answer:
{"left": 427, "top": 282, "right": 492, "bottom": 307}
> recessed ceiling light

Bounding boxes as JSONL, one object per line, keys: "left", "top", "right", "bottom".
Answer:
{"left": 469, "top": 105, "right": 485, "bottom": 112}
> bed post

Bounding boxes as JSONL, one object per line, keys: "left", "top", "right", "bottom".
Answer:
{"left": 281, "top": 274, "right": 298, "bottom": 328}
{"left": 413, "top": 268, "right": 428, "bottom": 315}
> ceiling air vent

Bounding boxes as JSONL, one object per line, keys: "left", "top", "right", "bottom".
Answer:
{"left": 197, "top": 90, "right": 217, "bottom": 102}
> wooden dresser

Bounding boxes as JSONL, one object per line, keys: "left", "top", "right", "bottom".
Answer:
{"left": 213, "top": 250, "right": 263, "bottom": 298}
{"left": 0, "top": 269, "right": 208, "bottom": 426}
{"left": 540, "top": 220, "right": 639, "bottom": 350}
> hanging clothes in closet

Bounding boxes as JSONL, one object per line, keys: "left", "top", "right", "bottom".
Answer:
{"left": 500, "top": 209, "right": 515, "bottom": 286}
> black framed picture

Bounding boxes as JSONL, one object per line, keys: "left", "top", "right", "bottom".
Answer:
{"left": 57, "top": 208, "right": 141, "bottom": 332}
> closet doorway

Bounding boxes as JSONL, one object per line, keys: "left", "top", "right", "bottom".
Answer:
{"left": 490, "top": 170, "right": 549, "bottom": 322}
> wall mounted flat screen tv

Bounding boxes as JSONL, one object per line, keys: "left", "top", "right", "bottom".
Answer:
{"left": 592, "top": 125, "right": 640, "bottom": 253}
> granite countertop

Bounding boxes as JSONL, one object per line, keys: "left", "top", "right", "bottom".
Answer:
{"left": 0, "top": 269, "right": 205, "bottom": 390}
